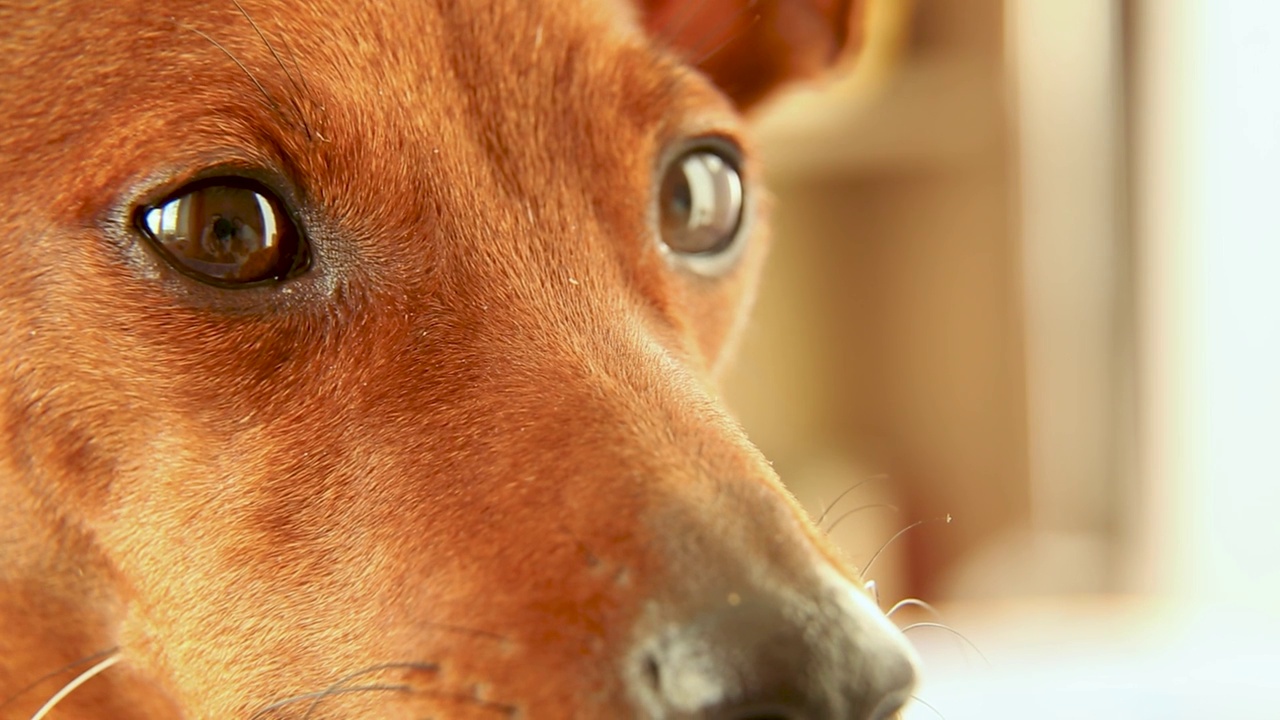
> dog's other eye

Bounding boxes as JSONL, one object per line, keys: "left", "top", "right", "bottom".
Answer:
{"left": 658, "top": 147, "right": 744, "bottom": 257}
{"left": 138, "top": 182, "right": 308, "bottom": 285}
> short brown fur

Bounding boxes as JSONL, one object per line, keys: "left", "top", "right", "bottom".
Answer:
{"left": 0, "top": 1, "right": 914, "bottom": 718}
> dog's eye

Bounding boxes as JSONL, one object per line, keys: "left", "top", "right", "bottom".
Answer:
{"left": 658, "top": 147, "right": 744, "bottom": 257}
{"left": 138, "top": 181, "right": 308, "bottom": 285}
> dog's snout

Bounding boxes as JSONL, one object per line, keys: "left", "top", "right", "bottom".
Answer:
{"left": 629, "top": 580, "right": 918, "bottom": 720}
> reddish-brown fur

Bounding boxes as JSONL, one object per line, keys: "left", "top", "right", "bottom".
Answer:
{"left": 0, "top": 1, "right": 914, "bottom": 717}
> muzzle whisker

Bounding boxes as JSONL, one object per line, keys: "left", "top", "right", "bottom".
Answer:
{"left": 909, "top": 694, "right": 948, "bottom": 719}
{"left": 29, "top": 653, "right": 120, "bottom": 720}
{"left": 815, "top": 473, "right": 890, "bottom": 526}
{"left": 825, "top": 503, "right": 900, "bottom": 534}
{"left": 252, "top": 683, "right": 412, "bottom": 719}
{"left": 887, "top": 597, "right": 945, "bottom": 622}
{"left": 0, "top": 647, "right": 118, "bottom": 712}
{"left": 249, "top": 661, "right": 438, "bottom": 719}
{"left": 862, "top": 515, "right": 954, "bottom": 578}
{"left": 303, "top": 662, "right": 440, "bottom": 719}
{"left": 900, "top": 622, "right": 990, "bottom": 667}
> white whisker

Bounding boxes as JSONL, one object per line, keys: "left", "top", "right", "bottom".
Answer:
{"left": 30, "top": 653, "right": 120, "bottom": 720}
{"left": 887, "top": 597, "right": 944, "bottom": 621}
{"left": 901, "top": 622, "right": 991, "bottom": 666}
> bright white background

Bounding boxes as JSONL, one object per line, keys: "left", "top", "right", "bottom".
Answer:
{"left": 905, "top": 0, "right": 1280, "bottom": 717}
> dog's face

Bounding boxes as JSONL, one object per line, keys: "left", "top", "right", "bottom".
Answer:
{"left": 0, "top": 1, "right": 917, "bottom": 717}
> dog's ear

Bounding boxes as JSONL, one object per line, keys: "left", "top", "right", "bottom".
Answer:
{"left": 639, "top": 0, "right": 868, "bottom": 111}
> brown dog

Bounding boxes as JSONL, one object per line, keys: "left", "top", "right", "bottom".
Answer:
{"left": 0, "top": 1, "right": 918, "bottom": 717}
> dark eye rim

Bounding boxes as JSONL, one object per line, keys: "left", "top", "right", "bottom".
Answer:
{"left": 133, "top": 174, "right": 311, "bottom": 290}
{"left": 654, "top": 135, "right": 751, "bottom": 273}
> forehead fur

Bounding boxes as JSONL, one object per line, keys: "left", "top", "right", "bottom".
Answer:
{"left": 0, "top": 0, "right": 724, "bottom": 217}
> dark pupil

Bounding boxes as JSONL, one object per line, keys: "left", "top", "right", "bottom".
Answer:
{"left": 212, "top": 216, "right": 236, "bottom": 242}
{"left": 669, "top": 174, "right": 692, "bottom": 222}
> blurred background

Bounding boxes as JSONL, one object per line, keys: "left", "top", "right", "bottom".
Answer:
{"left": 728, "top": 1, "right": 1280, "bottom": 717}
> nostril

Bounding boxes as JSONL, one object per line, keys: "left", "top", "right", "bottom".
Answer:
{"left": 642, "top": 653, "right": 662, "bottom": 693}
{"left": 628, "top": 596, "right": 825, "bottom": 719}
{"left": 629, "top": 648, "right": 798, "bottom": 712}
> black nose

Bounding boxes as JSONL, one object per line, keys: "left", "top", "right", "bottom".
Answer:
{"left": 628, "top": 583, "right": 917, "bottom": 720}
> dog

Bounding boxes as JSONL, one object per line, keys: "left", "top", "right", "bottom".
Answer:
{"left": 0, "top": 0, "right": 920, "bottom": 717}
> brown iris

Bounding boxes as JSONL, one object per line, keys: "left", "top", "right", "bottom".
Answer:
{"left": 658, "top": 148, "right": 744, "bottom": 257}
{"left": 139, "top": 181, "right": 308, "bottom": 285}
